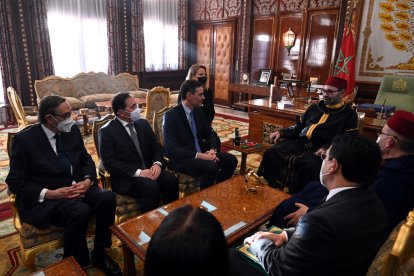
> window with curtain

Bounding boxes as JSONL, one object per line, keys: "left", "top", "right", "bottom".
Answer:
{"left": 47, "top": 0, "right": 108, "bottom": 77}
{"left": 143, "top": 0, "right": 179, "bottom": 71}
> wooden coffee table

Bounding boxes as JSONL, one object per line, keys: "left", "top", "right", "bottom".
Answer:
{"left": 222, "top": 141, "right": 270, "bottom": 174}
{"left": 31, "top": 256, "right": 86, "bottom": 276}
{"left": 111, "top": 175, "right": 290, "bottom": 275}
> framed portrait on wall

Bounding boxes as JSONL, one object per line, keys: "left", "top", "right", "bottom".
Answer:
{"left": 257, "top": 69, "right": 272, "bottom": 86}
{"left": 241, "top": 73, "right": 249, "bottom": 84}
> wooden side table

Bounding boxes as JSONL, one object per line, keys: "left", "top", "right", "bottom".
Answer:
{"left": 222, "top": 141, "right": 270, "bottom": 174}
{"left": 31, "top": 256, "right": 86, "bottom": 276}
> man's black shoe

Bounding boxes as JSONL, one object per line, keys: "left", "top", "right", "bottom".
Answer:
{"left": 91, "top": 250, "right": 122, "bottom": 276}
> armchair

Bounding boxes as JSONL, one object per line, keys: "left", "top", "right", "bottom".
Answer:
{"left": 6, "top": 87, "right": 38, "bottom": 129}
{"left": 152, "top": 107, "right": 200, "bottom": 198}
{"left": 144, "top": 86, "right": 170, "bottom": 126}
{"left": 367, "top": 208, "right": 414, "bottom": 276}
{"left": 92, "top": 114, "right": 140, "bottom": 224}
{"left": 374, "top": 76, "right": 414, "bottom": 112}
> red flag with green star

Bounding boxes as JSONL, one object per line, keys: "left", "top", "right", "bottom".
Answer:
{"left": 334, "top": 27, "right": 355, "bottom": 97}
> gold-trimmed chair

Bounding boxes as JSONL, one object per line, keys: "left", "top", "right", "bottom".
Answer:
{"left": 367, "top": 209, "right": 414, "bottom": 276}
{"left": 92, "top": 114, "right": 140, "bottom": 225}
{"left": 152, "top": 107, "right": 200, "bottom": 198}
{"left": 6, "top": 129, "right": 95, "bottom": 272}
{"left": 6, "top": 86, "right": 38, "bottom": 129}
{"left": 144, "top": 86, "right": 170, "bottom": 127}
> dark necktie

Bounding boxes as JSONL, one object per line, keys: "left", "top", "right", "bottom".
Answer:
{"left": 127, "top": 123, "right": 146, "bottom": 169}
{"left": 54, "top": 134, "right": 71, "bottom": 174}
{"left": 189, "top": 111, "right": 201, "bottom": 153}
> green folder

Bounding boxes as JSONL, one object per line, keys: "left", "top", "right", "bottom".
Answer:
{"left": 236, "top": 226, "right": 283, "bottom": 275}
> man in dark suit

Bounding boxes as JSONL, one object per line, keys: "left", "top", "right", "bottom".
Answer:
{"left": 99, "top": 92, "right": 178, "bottom": 213}
{"left": 231, "top": 134, "right": 389, "bottom": 276}
{"left": 6, "top": 95, "right": 120, "bottom": 275}
{"left": 163, "top": 80, "right": 237, "bottom": 189}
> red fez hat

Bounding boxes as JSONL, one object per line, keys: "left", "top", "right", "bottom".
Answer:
{"left": 325, "top": 77, "right": 347, "bottom": 90}
{"left": 387, "top": 110, "right": 414, "bottom": 140}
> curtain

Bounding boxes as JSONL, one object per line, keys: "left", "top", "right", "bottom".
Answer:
{"left": 178, "top": 0, "right": 188, "bottom": 70}
{"left": 47, "top": 0, "right": 108, "bottom": 77}
{"left": 0, "top": 0, "right": 54, "bottom": 107}
{"left": 143, "top": 0, "right": 179, "bottom": 71}
{"left": 107, "top": 0, "right": 145, "bottom": 75}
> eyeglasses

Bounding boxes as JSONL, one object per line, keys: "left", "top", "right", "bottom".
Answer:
{"left": 317, "top": 88, "right": 341, "bottom": 94}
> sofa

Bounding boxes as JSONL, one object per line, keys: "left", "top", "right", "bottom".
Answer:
{"left": 34, "top": 72, "right": 147, "bottom": 109}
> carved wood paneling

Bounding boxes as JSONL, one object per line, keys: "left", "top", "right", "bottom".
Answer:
{"left": 275, "top": 13, "right": 304, "bottom": 78}
{"left": 191, "top": 0, "right": 205, "bottom": 21}
{"left": 253, "top": 0, "right": 277, "bottom": 15}
{"left": 250, "top": 17, "right": 276, "bottom": 81}
{"left": 302, "top": 9, "right": 340, "bottom": 83}
{"left": 206, "top": 0, "right": 224, "bottom": 20}
{"left": 309, "top": 0, "right": 341, "bottom": 9}
{"left": 279, "top": 0, "right": 307, "bottom": 12}
{"left": 224, "top": 0, "right": 241, "bottom": 18}
{"left": 214, "top": 25, "right": 233, "bottom": 101}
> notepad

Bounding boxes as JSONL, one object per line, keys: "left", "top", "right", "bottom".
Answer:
{"left": 138, "top": 231, "right": 151, "bottom": 246}
{"left": 157, "top": 208, "right": 169, "bottom": 216}
{"left": 224, "top": 221, "right": 247, "bottom": 237}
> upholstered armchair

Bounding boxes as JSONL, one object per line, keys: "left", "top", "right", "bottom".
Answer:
{"left": 143, "top": 86, "right": 170, "bottom": 126}
{"left": 152, "top": 107, "right": 200, "bottom": 198}
{"left": 367, "top": 209, "right": 414, "bottom": 276}
{"left": 6, "top": 87, "right": 38, "bottom": 129}
{"left": 92, "top": 114, "right": 140, "bottom": 225}
{"left": 6, "top": 131, "right": 95, "bottom": 272}
{"left": 374, "top": 76, "right": 414, "bottom": 112}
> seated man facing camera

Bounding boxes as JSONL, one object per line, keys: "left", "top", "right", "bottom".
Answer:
{"left": 144, "top": 205, "right": 230, "bottom": 276}
{"left": 99, "top": 92, "right": 179, "bottom": 213}
{"left": 231, "top": 134, "right": 389, "bottom": 276}
{"left": 258, "top": 77, "right": 358, "bottom": 193}
{"left": 163, "top": 80, "right": 237, "bottom": 189}
{"left": 6, "top": 95, "right": 120, "bottom": 275}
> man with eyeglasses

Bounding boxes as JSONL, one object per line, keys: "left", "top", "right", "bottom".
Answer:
{"left": 231, "top": 134, "right": 388, "bottom": 276}
{"left": 6, "top": 95, "right": 121, "bottom": 275}
{"left": 269, "top": 110, "right": 414, "bottom": 231}
{"left": 258, "top": 76, "right": 358, "bottom": 193}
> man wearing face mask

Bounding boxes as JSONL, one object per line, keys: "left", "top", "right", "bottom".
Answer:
{"left": 258, "top": 76, "right": 358, "bottom": 193}
{"left": 231, "top": 134, "right": 388, "bottom": 276}
{"left": 6, "top": 96, "right": 121, "bottom": 275}
{"left": 268, "top": 110, "right": 414, "bottom": 230}
{"left": 99, "top": 92, "right": 179, "bottom": 213}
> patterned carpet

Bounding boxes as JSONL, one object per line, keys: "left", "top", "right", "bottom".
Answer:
{"left": 0, "top": 114, "right": 265, "bottom": 275}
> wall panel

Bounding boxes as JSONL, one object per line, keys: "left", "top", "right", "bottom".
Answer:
{"left": 275, "top": 13, "right": 304, "bottom": 78}
{"left": 302, "top": 9, "right": 340, "bottom": 83}
{"left": 250, "top": 17, "right": 275, "bottom": 81}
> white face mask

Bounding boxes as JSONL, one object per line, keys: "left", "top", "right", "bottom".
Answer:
{"left": 376, "top": 136, "right": 381, "bottom": 144}
{"left": 52, "top": 116, "right": 75, "bottom": 133}
{"left": 130, "top": 107, "right": 141, "bottom": 122}
{"left": 319, "top": 160, "right": 331, "bottom": 187}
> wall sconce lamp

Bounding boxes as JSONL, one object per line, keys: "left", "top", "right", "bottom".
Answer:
{"left": 283, "top": 27, "right": 296, "bottom": 56}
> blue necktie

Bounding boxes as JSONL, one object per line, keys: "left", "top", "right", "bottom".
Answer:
{"left": 54, "top": 134, "right": 72, "bottom": 174}
{"left": 189, "top": 111, "right": 201, "bottom": 152}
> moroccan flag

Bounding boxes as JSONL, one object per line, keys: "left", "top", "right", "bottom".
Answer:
{"left": 334, "top": 27, "right": 355, "bottom": 97}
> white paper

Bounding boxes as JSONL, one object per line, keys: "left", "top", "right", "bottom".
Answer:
{"left": 224, "top": 221, "right": 247, "bottom": 237}
{"left": 200, "top": 200, "right": 217, "bottom": 212}
{"left": 157, "top": 208, "right": 169, "bottom": 216}
{"left": 138, "top": 231, "right": 151, "bottom": 245}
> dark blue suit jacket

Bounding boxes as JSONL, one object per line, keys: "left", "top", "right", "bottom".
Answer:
{"left": 163, "top": 103, "right": 217, "bottom": 170}
{"left": 6, "top": 124, "right": 97, "bottom": 227}
{"left": 99, "top": 118, "right": 164, "bottom": 194}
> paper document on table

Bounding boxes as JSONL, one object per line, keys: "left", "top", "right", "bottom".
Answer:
{"left": 200, "top": 200, "right": 217, "bottom": 212}
{"left": 138, "top": 231, "right": 151, "bottom": 246}
{"left": 32, "top": 272, "right": 45, "bottom": 276}
{"left": 224, "top": 221, "right": 247, "bottom": 237}
{"left": 157, "top": 208, "right": 169, "bottom": 216}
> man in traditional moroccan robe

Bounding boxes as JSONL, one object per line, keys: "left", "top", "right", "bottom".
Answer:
{"left": 258, "top": 77, "right": 358, "bottom": 193}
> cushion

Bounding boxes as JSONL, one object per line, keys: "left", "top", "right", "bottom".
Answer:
{"left": 169, "top": 93, "right": 179, "bottom": 105}
{"left": 129, "top": 90, "right": 147, "bottom": 99}
{"left": 80, "top": 94, "right": 115, "bottom": 104}
{"left": 66, "top": 97, "right": 85, "bottom": 109}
